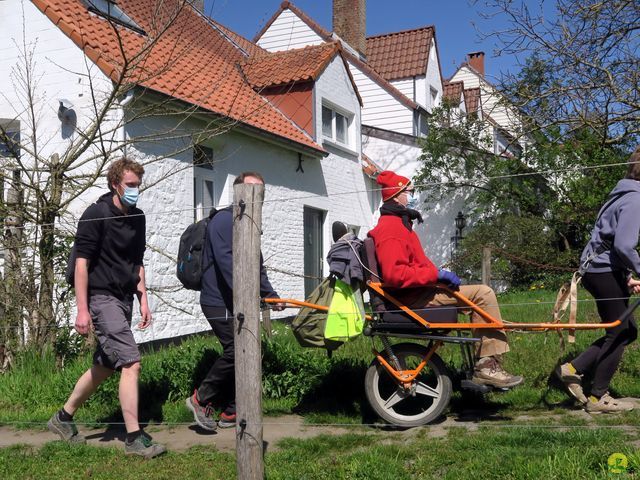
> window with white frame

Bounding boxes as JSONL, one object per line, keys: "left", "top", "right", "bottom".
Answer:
{"left": 193, "top": 145, "right": 215, "bottom": 222}
{"left": 321, "top": 104, "right": 353, "bottom": 149}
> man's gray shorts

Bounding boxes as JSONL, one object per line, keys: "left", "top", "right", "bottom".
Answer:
{"left": 89, "top": 294, "right": 140, "bottom": 371}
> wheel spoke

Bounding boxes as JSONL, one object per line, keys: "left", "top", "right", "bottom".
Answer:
{"left": 415, "top": 381, "right": 440, "bottom": 398}
{"left": 382, "top": 389, "right": 406, "bottom": 409}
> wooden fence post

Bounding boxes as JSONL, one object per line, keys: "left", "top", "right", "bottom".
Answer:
{"left": 481, "top": 247, "right": 492, "bottom": 286}
{"left": 262, "top": 306, "right": 272, "bottom": 338}
{"left": 232, "top": 182, "right": 265, "bottom": 480}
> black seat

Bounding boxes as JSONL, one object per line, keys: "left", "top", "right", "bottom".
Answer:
{"left": 361, "top": 237, "right": 458, "bottom": 332}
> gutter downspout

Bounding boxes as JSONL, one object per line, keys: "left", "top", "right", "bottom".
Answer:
{"left": 119, "top": 89, "right": 135, "bottom": 156}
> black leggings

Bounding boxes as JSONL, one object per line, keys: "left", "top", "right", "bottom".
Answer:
{"left": 572, "top": 271, "right": 637, "bottom": 397}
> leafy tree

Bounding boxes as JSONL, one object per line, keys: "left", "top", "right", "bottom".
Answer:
{"left": 482, "top": 0, "right": 640, "bottom": 145}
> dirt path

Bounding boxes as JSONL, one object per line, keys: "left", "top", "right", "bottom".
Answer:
{"left": 2, "top": 399, "right": 639, "bottom": 454}
{"left": 0, "top": 415, "right": 357, "bottom": 453}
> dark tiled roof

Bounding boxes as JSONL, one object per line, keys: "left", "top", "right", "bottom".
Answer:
{"left": 242, "top": 43, "right": 339, "bottom": 88}
{"left": 210, "top": 19, "right": 266, "bottom": 57}
{"left": 463, "top": 87, "right": 481, "bottom": 114}
{"left": 442, "top": 80, "right": 464, "bottom": 104}
{"left": 366, "top": 26, "right": 435, "bottom": 80}
{"left": 32, "top": 0, "right": 323, "bottom": 153}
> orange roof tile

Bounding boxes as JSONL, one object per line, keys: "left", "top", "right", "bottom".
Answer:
{"left": 443, "top": 80, "right": 464, "bottom": 104}
{"left": 32, "top": 0, "right": 324, "bottom": 154}
{"left": 366, "top": 26, "right": 435, "bottom": 80}
{"left": 242, "top": 43, "right": 339, "bottom": 89}
{"left": 210, "top": 19, "right": 266, "bottom": 57}
{"left": 463, "top": 88, "right": 481, "bottom": 114}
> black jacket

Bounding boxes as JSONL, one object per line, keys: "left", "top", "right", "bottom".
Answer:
{"left": 75, "top": 192, "right": 145, "bottom": 299}
{"left": 200, "top": 206, "right": 277, "bottom": 311}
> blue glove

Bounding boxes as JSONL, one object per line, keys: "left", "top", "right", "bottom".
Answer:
{"left": 437, "top": 269, "right": 461, "bottom": 288}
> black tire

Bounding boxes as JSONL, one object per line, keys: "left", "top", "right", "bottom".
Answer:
{"left": 364, "top": 342, "right": 452, "bottom": 427}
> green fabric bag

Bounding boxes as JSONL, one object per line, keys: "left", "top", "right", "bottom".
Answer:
{"left": 292, "top": 277, "right": 343, "bottom": 351}
{"left": 325, "top": 279, "right": 364, "bottom": 342}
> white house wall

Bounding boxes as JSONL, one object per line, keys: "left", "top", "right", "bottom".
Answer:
{"left": 0, "top": 0, "right": 116, "bottom": 167}
{"left": 126, "top": 117, "right": 333, "bottom": 342}
{"left": 452, "top": 66, "right": 521, "bottom": 137}
{"left": 389, "top": 78, "right": 415, "bottom": 103}
{"left": 256, "top": 8, "right": 324, "bottom": 52}
{"left": 361, "top": 132, "right": 465, "bottom": 266}
{"left": 425, "top": 40, "right": 442, "bottom": 111}
{"left": 314, "top": 55, "right": 374, "bottom": 245}
{"left": 348, "top": 62, "right": 415, "bottom": 135}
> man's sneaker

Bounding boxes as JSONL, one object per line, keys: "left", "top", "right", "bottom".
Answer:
{"left": 185, "top": 391, "right": 217, "bottom": 431}
{"left": 555, "top": 363, "right": 588, "bottom": 404}
{"left": 124, "top": 432, "right": 166, "bottom": 459}
{"left": 47, "top": 411, "right": 86, "bottom": 444}
{"left": 471, "top": 356, "right": 524, "bottom": 389}
{"left": 585, "top": 392, "right": 634, "bottom": 414}
{"left": 218, "top": 411, "right": 236, "bottom": 429}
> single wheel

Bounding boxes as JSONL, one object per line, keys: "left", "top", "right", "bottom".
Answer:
{"left": 365, "top": 342, "right": 452, "bottom": 427}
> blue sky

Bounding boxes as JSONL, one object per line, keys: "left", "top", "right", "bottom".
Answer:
{"left": 203, "top": 0, "right": 540, "bottom": 81}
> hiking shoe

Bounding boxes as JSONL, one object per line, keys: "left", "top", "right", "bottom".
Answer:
{"left": 585, "top": 393, "right": 634, "bottom": 414}
{"left": 47, "top": 411, "right": 86, "bottom": 444}
{"left": 218, "top": 411, "right": 236, "bottom": 429}
{"left": 185, "top": 391, "right": 217, "bottom": 431}
{"left": 555, "top": 363, "right": 588, "bottom": 404}
{"left": 124, "top": 432, "right": 166, "bottom": 459}
{"left": 472, "top": 356, "right": 524, "bottom": 389}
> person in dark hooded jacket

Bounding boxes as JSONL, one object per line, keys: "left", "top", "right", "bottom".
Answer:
{"left": 556, "top": 147, "right": 640, "bottom": 413}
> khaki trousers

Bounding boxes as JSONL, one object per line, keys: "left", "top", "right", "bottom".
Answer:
{"left": 406, "top": 284, "right": 510, "bottom": 358}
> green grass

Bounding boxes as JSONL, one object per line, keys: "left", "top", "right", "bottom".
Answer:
{"left": 1, "top": 427, "right": 639, "bottom": 479}
{"left": 1, "top": 287, "right": 639, "bottom": 428}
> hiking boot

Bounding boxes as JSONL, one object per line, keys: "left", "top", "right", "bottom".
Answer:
{"left": 124, "top": 432, "right": 166, "bottom": 459}
{"left": 555, "top": 363, "right": 588, "bottom": 404}
{"left": 185, "top": 390, "right": 217, "bottom": 431}
{"left": 47, "top": 411, "right": 86, "bottom": 444}
{"left": 472, "top": 356, "right": 524, "bottom": 389}
{"left": 585, "top": 392, "right": 634, "bottom": 414}
{"left": 218, "top": 411, "right": 236, "bottom": 429}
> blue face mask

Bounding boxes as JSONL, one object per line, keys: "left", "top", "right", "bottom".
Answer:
{"left": 119, "top": 185, "right": 139, "bottom": 207}
{"left": 406, "top": 192, "right": 418, "bottom": 210}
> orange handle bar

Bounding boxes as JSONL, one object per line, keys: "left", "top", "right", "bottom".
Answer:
{"left": 264, "top": 291, "right": 621, "bottom": 331}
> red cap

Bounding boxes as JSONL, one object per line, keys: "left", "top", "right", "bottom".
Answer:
{"left": 377, "top": 170, "right": 411, "bottom": 201}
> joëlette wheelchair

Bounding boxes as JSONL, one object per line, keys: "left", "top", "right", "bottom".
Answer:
{"left": 265, "top": 223, "right": 631, "bottom": 427}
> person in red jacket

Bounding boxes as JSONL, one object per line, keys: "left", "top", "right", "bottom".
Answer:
{"left": 368, "top": 170, "right": 523, "bottom": 388}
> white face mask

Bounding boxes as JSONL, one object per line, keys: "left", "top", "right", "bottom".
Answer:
{"left": 119, "top": 185, "right": 140, "bottom": 207}
{"left": 406, "top": 192, "right": 418, "bottom": 209}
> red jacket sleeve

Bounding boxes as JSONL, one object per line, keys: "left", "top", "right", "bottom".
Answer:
{"left": 375, "top": 237, "right": 439, "bottom": 288}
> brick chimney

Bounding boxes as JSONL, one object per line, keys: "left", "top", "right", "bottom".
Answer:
{"left": 333, "top": 0, "right": 366, "bottom": 57}
{"left": 467, "top": 51, "right": 485, "bottom": 77}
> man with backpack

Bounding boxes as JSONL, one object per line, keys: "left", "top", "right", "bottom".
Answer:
{"left": 186, "top": 171, "right": 283, "bottom": 431}
{"left": 47, "top": 158, "right": 166, "bottom": 458}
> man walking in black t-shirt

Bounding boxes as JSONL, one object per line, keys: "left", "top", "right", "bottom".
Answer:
{"left": 47, "top": 158, "right": 165, "bottom": 458}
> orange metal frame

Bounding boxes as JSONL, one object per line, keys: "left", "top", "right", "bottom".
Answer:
{"left": 264, "top": 283, "right": 620, "bottom": 331}
{"left": 373, "top": 341, "right": 443, "bottom": 388}
{"left": 264, "top": 286, "right": 621, "bottom": 384}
